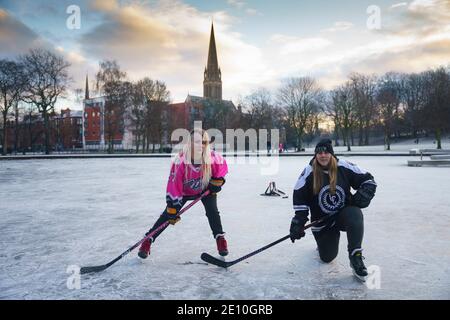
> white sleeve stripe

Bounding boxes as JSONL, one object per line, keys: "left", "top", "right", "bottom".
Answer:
{"left": 311, "top": 225, "right": 326, "bottom": 232}
{"left": 166, "top": 192, "right": 183, "bottom": 201}
{"left": 338, "top": 159, "right": 367, "bottom": 175}
{"left": 311, "top": 221, "right": 335, "bottom": 232}
{"left": 361, "top": 179, "right": 377, "bottom": 186}
{"left": 293, "top": 205, "right": 309, "bottom": 210}
{"left": 294, "top": 165, "right": 313, "bottom": 190}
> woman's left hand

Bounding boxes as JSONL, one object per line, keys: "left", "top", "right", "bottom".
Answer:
{"left": 351, "top": 184, "right": 376, "bottom": 208}
{"left": 208, "top": 177, "right": 225, "bottom": 193}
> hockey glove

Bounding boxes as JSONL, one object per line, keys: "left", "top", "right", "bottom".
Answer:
{"left": 164, "top": 206, "right": 180, "bottom": 225}
{"left": 352, "top": 183, "right": 376, "bottom": 209}
{"left": 208, "top": 177, "right": 225, "bottom": 194}
{"left": 290, "top": 211, "right": 309, "bottom": 243}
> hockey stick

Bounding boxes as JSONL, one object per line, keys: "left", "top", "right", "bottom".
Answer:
{"left": 201, "top": 216, "right": 328, "bottom": 268}
{"left": 260, "top": 181, "right": 288, "bottom": 198}
{"left": 80, "top": 190, "right": 211, "bottom": 274}
{"left": 272, "top": 189, "right": 288, "bottom": 199}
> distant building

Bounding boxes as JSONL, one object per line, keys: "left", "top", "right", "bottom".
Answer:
{"left": 82, "top": 74, "right": 133, "bottom": 150}
{"left": 54, "top": 108, "right": 83, "bottom": 150}
{"left": 2, "top": 108, "right": 83, "bottom": 153}
{"left": 83, "top": 96, "right": 106, "bottom": 150}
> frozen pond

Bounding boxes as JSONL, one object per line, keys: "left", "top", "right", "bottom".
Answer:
{"left": 0, "top": 156, "right": 449, "bottom": 299}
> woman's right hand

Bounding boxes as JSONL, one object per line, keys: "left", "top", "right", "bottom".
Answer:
{"left": 164, "top": 207, "right": 180, "bottom": 225}
{"left": 289, "top": 213, "right": 308, "bottom": 243}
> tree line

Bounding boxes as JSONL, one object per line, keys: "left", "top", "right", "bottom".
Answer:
{"left": 1, "top": 48, "right": 449, "bottom": 155}
{"left": 238, "top": 67, "right": 450, "bottom": 151}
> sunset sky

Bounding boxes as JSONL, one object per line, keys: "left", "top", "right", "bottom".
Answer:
{"left": 1, "top": 0, "right": 449, "bottom": 109}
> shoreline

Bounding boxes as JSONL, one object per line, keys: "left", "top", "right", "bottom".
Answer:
{"left": 0, "top": 152, "right": 428, "bottom": 160}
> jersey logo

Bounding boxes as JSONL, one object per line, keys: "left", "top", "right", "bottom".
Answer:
{"left": 184, "top": 178, "right": 202, "bottom": 191}
{"left": 318, "top": 185, "right": 346, "bottom": 214}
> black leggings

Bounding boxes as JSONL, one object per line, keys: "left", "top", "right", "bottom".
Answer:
{"left": 145, "top": 193, "right": 224, "bottom": 241}
{"left": 313, "top": 206, "right": 364, "bottom": 263}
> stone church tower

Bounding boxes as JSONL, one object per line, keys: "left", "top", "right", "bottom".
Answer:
{"left": 203, "top": 23, "right": 222, "bottom": 100}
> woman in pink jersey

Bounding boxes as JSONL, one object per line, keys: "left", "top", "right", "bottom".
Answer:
{"left": 138, "top": 129, "right": 229, "bottom": 259}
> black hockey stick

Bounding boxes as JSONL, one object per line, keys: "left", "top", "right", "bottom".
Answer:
{"left": 201, "top": 216, "right": 327, "bottom": 268}
{"left": 80, "top": 190, "right": 211, "bottom": 274}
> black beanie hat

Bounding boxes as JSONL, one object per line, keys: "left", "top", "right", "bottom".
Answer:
{"left": 314, "top": 139, "right": 336, "bottom": 158}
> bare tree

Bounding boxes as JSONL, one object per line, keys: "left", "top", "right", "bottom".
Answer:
{"left": 376, "top": 73, "right": 402, "bottom": 151}
{"left": 278, "top": 77, "right": 322, "bottom": 151}
{"left": 331, "top": 83, "right": 356, "bottom": 151}
{"left": 20, "top": 49, "right": 71, "bottom": 154}
{"left": 19, "top": 103, "right": 42, "bottom": 153}
{"left": 150, "top": 81, "right": 170, "bottom": 152}
{"left": 13, "top": 101, "right": 24, "bottom": 154}
{"left": 422, "top": 67, "right": 450, "bottom": 149}
{"left": 244, "top": 88, "right": 283, "bottom": 130}
{"left": 130, "top": 78, "right": 171, "bottom": 153}
{"left": 0, "top": 59, "right": 27, "bottom": 155}
{"left": 129, "top": 81, "right": 146, "bottom": 153}
{"left": 96, "top": 60, "right": 128, "bottom": 153}
{"left": 399, "top": 72, "right": 427, "bottom": 139}
{"left": 322, "top": 91, "right": 342, "bottom": 146}
{"left": 349, "top": 73, "right": 378, "bottom": 146}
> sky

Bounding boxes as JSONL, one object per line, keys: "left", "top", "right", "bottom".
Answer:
{"left": 1, "top": 0, "right": 449, "bottom": 110}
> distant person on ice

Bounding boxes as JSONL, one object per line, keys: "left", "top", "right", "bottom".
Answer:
{"left": 138, "top": 129, "right": 229, "bottom": 259}
{"left": 289, "top": 139, "right": 377, "bottom": 281}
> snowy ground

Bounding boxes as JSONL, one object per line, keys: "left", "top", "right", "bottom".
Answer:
{"left": 299, "top": 138, "right": 450, "bottom": 153}
{"left": 1, "top": 155, "right": 449, "bottom": 299}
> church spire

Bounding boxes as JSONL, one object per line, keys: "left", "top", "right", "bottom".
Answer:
{"left": 203, "top": 22, "right": 222, "bottom": 100}
{"left": 85, "top": 73, "right": 89, "bottom": 100}
{"left": 207, "top": 23, "right": 219, "bottom": 72}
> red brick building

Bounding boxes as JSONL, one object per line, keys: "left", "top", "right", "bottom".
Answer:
{"left": 55, "top": 108, "right": 83, "bottom": 150}
{"left": 1, "top": 108, "right": 82, "bottom": 153}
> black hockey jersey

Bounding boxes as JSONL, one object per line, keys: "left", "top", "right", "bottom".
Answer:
{"left": 293, "top": 159, "right": 376, "bottom": 231}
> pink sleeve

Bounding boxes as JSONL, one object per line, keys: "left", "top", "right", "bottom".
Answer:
{"left": 166, "top": 157, "right": 185, "bottom": 208}
{"left": 211, "top": 151, "right": 228, "bottom": 178}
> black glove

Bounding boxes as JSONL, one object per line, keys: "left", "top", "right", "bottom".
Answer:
{"left": 208, "top": 177, "right": 225, "bottom": 193}
{"left": 163, "top": 206, "right": 180, "bottom": 225}
{"left": 352, "top": 183, "right": 376, "bottom": 208}
{"left": 289, "top": 211, "right": 309, "bottom": 243}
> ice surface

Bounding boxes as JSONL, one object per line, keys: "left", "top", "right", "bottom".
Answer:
{"left": 0, "top": 156, "right": 449, "bottom": 299}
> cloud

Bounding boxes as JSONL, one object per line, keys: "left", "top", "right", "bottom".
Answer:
{"left": 91, "top": 0, "right": 119, "bottom": 12}
{"left": 225, "top": 0, "right": 261, "bottom": 16}
{"left": 78, "top": 0, "right": 269, "bottom": 101}
{"left": 0, "top": 8, "right": 96, "bottom": 110}
{"left": 299, "top": 0, "right": 450, "bottom": 88}
{"left": 390, "top": 2, "right": 408, "bottom": 9}
{"left": 0, "top": 9, "right": 44, "bottom": 57}
{"left": 245, "top": 8, "right": 263, "bottom": 16}
{"left": 322, "top": 21, "right": 354, "bottom": 33}
{"left": 269, "top": 34, "right": 332, "bottom": 55}
{"left": 226, "top": 0, "right": 245, "bottom": 9}
{"left": 383, "top": 0, "right": 450, "bottom": 37}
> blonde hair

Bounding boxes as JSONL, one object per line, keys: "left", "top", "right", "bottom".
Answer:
{"left": 313, "top": 156, "right": 338, "bottom": 195}
{"left": 177, "top": 129, "right": 212, "bottom": 190}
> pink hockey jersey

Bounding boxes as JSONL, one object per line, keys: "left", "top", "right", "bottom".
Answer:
{"left": 166, "top": 151, "right": 228, "bottom": 207}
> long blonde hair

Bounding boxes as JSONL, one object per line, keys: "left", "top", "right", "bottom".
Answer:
{"left": 313, "top": 156, "right": 338, "bottom": 195}
{"left": 178, "top": 129, "right": 212, "bottom": 190}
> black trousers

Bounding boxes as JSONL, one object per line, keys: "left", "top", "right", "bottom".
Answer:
{"left": 146, "top": 193, "right": 224, "bottom": 241}
{"left": 312, "top": 206, "right": 364, "bottom": 263}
